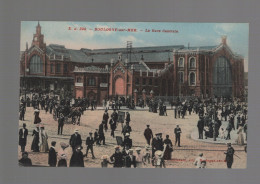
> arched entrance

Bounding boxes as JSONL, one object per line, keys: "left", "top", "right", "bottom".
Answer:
{"left": 114, "top": 76, "right": 125, "bottom": 96}
{"left": 213, "top": 56, "right": 232, "bottom": 97}
{"left": 88, "top": 91, "right": 96, "bottom": 101}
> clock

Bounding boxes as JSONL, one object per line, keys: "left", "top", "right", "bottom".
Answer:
{"left": 34, "top": 37, "right": 38, "bottom": 41}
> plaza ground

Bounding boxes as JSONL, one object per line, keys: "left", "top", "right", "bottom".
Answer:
{"left": 18, "top": 107, "right": 247, "bottom": 168}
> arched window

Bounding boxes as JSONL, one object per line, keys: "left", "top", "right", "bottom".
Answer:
{"left": 189, "top": 57, "right": 196, "bottom": 68}
{"left": 189, "top": 72, "right": 196, "bottom": 86}
{"left": 29, "top": 55, "right": 43, "bottom": 73}
{"left": 178, "top": 57, "right": 184, "bottom": 67}
{"left": 178, "top": 72, "right": 184, "bottom": 83}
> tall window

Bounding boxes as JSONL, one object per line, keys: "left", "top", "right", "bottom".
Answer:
{"left": 50, "top": 63, "right": 54, "bottom": 73}
{"left": 29, "top": 55, "right": 43, "bottom": 73}
{"left": 56, "top": 63, "right": 61, "bottom": 73}
{"left": 135, "top": 78, "right": 139, "bottom": 85}
{"left": 88, "top": 77, "right": 96, "bottom": 86}
{"left": 189, "top": 57, "right": 196, "bottom": 68}
{"left": 149, "top": 78, "right": 153, "bottom": 85}
{"left": 178, "top": 57, "right": 184, "bottom": 67}
{"left": 178, "top": 72, "right": 184, "bottom": 83}
{"left": 64, "top": 64, "right": 68, "bottom": 73}
{"left": 142, "top": 78, "right": 146, "bottom": 85}
{"left": 189, "top": 72, "right": 196, "bottom": 85}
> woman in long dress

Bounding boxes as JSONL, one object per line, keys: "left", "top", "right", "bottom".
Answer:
{"left": 237, "top": 126, "right": 245, "bottom": 146}
{"left": 39, "top": 126, "right": 49, "bottom": 152}
{"left": 163, "top": 135, "right": 173, "bottom": 160}
{"left": 57, "top": 142, "right": 69, "bottom": 167}
{"left": 31, "top": 126, "right": 40, "bottom": 152}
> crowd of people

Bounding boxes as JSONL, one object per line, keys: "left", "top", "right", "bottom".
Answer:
{"left": 18, "top": 93, "right": 247, "bottom": 169}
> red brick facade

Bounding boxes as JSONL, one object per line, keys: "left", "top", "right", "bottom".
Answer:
{"left": 20, "top": 23, "right": 245, "bottom": 103}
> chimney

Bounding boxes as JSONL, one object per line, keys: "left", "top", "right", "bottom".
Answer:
{"left": 221, "top": 35, "right": 227, "bottom": 45}
{"left": 26, "top": 42, "right": 28, "bottom": 51}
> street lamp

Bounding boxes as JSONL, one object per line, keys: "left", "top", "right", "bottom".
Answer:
{"left": 24, "top": 68, "right": 29, "bottom": 99}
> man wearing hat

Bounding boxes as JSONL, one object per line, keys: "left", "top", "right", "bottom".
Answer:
{"left": 69, "top": 145, "right": 84, "bottom": 167}
{"left": 123, "top": 133, "right": 132, "bottom": 149}
{"left": 151, "top": 133, "right": 164, "bottom": 158}
{"left": 144, "top": 125, "right": 153, "bottom": 145}
{"left": 98, "top": 121, "right": 106, "bottom": 145}
{"left": 19, "top": 123, "right": 28, "bottom": 152}
{"left": 58, "top": 114, "right": 65, "bottom": 135}
{"left": 224, "top": 143, "right": 235, "bottom": 169}
{"left": 122, "top": 121, "right": 132, "bottom": 137}
{"left": 85, "top": 132, "right": 95, "bottom": 159}
{"left": 94, "top": 129, "right": 100, "bottom": 145}
{"left": 102, "top": 109, "right": 109, "bottom": 132}
{"left": 110, "top": 146, "right": 124, "bottom": 168}
{"left": 174, "top": 125, "right": 182, "bottom": 147}
{"left": 125, "top": 112, "right": 131, "bottom": 123}
{"left": 69, "top": 129, "right": 82, "bottom": 152}
{"left": 48, "top": 141, "right": 57, "bottom": 167}
{"left": 197, "top": 116, "right": 204, "bottom": 139}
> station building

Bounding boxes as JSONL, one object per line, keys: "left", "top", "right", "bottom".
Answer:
{"left": 20, "top": 22, "right": 245, "bottom": 104}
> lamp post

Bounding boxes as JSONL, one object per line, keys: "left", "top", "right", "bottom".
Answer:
{"left": 24, "top": 68, "right": 29, "bottom": 99}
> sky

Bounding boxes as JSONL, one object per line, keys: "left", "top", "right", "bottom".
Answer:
{"left": 20, "top": 21, "right": 249, "bottom": 71}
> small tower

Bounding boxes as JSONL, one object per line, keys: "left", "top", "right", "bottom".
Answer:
{"left": 31, "top": 21, "right": 46, "bottom": 50}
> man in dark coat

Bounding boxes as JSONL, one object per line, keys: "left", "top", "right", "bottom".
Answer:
{"left": 144, "top": 125, "right": 153, "bottom": 145}
{"left": 124, "top": 149, "right": 136, "bottom": 168}
{"left": 48, "top": 141, "right": 57, "bottom": 167}
{"left": 197, "top": 116, "right": 204, "bottom": 139}
{"left": 98, "top": 122, "right": 106, "bottom": 145}
{"left": 19, "top": 105, "right": 25, "bottom": 121}
{"left": 151, "top": 133, "right": 164, "bottom": 158}
{"left": 19, "top": 152, "right": 32, "bottom": 167}
{"left": 174, "top": 125, "right": 182, "bottom": 147}
{"left": 70, "top": 146, "right": 84, "bottom": 167}
{"left": 69, "top": 129, "right": 82, "bottom": 152}
{"left": 102, "top": 110, "right": 109, "bottom": 132}
{"left": 226, "top": 122, "right": 233, "bottom": 140}
{"left": 85, "top": 132, "right": 95, "bottom": 159}
{"left": 123, "top": 133, "right": 132, "bottom": 149}
{"left": 110, "top": 146, "right": 124, "bottom": 168}
{"left": 111, "top": 109, "right": 118, "bottom": 123}
{"left": 19, "top": 123, "right": 28, "bottom": 152}
{"left": 109, "top": 119, "right": 117, "bottom": 138}
{"left": 224, "top": 143, "right": 235, "bottom": 169}
{"left": 58, "top": 114, "right": 65, "bottom": 135}
{"left": 125, "top": 112, "right": 131, "bottom": 123}
{"left": 94, "top": 129, "right": 100, "bottom": 145}
{"left": 122, "top": 121, "right": 132, "bottom": 137}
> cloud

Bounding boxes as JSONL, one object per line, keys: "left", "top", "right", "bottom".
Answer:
{"left": 214, "top": 23, "right": 237, "bottom": 35}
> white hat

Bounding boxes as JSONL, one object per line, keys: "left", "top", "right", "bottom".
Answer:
{"left": 125, "top": 133, "right": 130, "bottom": 137}
{"left": 74, "top": 129, "right": 79, "bottom": 133}
{"left": 135, "top": 147, "right": 142, "bottom": 151}
{"left": 155, "top": 150, "right": 163, "bottom": 156}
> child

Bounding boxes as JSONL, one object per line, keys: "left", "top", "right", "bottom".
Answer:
{"left": 101, "top": 155, "right": 112, "bottom": 168}
{"left": 143, "top": 145, "right": 152, "bottom": 165}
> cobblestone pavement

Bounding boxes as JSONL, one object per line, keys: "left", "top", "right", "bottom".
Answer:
{"left": 18, "top": 107, "right": 247, "bottom": 168}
